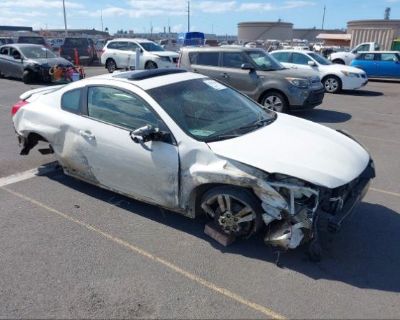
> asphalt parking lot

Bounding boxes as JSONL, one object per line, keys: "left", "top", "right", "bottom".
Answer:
{"left": 1, "top": 67, "right": 399, "bottom": 318}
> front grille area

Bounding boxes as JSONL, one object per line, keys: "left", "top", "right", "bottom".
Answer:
{"left": 305, "top": 88, "right": 325, "bottom": 105}
{"left": 172, "top": 57, "right": 178, "bottom": 63}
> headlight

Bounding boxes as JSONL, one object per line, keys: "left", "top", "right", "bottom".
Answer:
{"left": 286, "top": 77, "right": 310, "bottom": 89}
{"left": 341, "top": 70, "right": 359, "bottom": 78}
{"left": 157, "top": 56, "right": 171, "bottom": 62}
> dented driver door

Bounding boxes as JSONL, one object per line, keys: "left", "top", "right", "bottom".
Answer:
{"left": 75, "top": 85, "right": 179, "bottom": 208}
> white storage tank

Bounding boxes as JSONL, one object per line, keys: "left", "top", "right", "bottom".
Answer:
{"left": 238, "top": 21, "right": 293, "bottom": 43}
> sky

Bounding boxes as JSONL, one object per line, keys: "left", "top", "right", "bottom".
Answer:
{"left": 1, "top": 0, "right": 400, "bottom": 35}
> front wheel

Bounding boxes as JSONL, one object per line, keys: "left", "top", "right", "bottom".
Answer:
{"left": 145, "top": 61, "right": 158, "bottom": 69}
{"left": 261, "top": 91, "right": 288, "bottom": 113}
{"left": 201, "top": 186, "right": 262, "bottom": 238}
{"left": 106, "top": 59, "right": 117, "bottom": 73}
{"left": 323, "top": 76, "right": 342, "bottom": 94}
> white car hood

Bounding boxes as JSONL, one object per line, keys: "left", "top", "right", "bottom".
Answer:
{"left": 151, "top": 51, "right": 179, "bottom": 58}
{"left": 208, "top": 113, "right": 370, "bottom": 189}
{"left": 325, "top": 64, "right": 365, "bottom": 74}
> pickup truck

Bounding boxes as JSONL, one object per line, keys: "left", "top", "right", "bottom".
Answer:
{"left": 329, "top": 42, "right": 380, "bottom": 65}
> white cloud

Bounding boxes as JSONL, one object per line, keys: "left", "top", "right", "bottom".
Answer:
{"left": 196, "top": 1, "right": 237, "bottom": 13}
{"left": 0, "top": 0, "right": 84, "bottom": 9}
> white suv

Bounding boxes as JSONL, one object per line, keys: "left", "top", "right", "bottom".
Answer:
{"left": 100, "top": 38, "right": 179, "bottom": 72}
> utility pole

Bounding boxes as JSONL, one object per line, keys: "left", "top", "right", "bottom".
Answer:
{"left": 62, "top": 0, "right": 68, "bottom": 36}
{"left": 187, "top": 0, "right": 190, "bottom": 32}
{"left": 101, "top": 9, "right": 104, "bottom": 32}
{"left": 321, "top": 5, "right": 326, "bottom": 30}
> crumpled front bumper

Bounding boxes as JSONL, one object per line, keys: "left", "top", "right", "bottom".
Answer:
{"left": 321, "top": 158, "right": 375, "bottom": 232}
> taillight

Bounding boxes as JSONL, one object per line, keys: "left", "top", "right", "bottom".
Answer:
{"left": 11, "top": 100, "right": 28, "bottom": 116}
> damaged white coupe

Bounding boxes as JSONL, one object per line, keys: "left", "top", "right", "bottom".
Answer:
{"left": 11, "top": 69, "right": 375, "bottom": 259}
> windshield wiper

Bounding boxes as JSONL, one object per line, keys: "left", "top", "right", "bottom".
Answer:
{"left": 205, "top": 133, "right": 241, "bottom": 143}
{"left": 237, "top": 117, "right": 276, "bottom": 131}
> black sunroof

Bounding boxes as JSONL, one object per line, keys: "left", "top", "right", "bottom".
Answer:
{"left": 113, "top": 68, "right": 187, "bottom": 81}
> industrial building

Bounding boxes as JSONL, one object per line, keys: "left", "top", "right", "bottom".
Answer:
{"left": 238, "top": 21, "right": 346, "bottom": 43}
{"left": 347, "top": 19, "right": 400, "bottom": 50}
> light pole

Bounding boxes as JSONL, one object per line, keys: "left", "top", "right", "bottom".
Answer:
{"left": 62, "top": 0, "right": 68, "bottom": 36}
{"left": 187, "top": 0, "right": 190, "bottom": 32}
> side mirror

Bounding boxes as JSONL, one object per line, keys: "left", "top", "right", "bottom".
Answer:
{"left": 241, "top": 63, "right": 255, "bottom": 71}
{"left": 130, "top": 125, "right": 171, "bottom": 144}
{"left": 308, "top": 60, "right": 317, "bottom": 66}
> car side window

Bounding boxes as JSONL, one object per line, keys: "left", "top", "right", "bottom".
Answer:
{"left": 292, "top": 53, "right": 311, "bottom": 65}
{"left": 354, "top": 44, "right": 369, "bottom": 53}
{"left": 126, "top": 42, "right": 139, "bottom": 51}
{"left": 61, "top": 89, "right": 82, "bottom": 114}
{"left": 107, "top": 42, "right": 117, "bottom": 49}
{"left": 87, "top": 86, "right": 160, "bottom": 130}
{"left": 195, "top": 52, "right": 219, "bottom": 66}
{"left": 381, "top": 53, "right": 398, "bottom": 62}
{"left": 272, "top": 52, "right": 291, "bottom": 63}
{"left": 0, "top": 47, "right": 10, "bottom": 55}
{"left": 362, "top": 53, "right": 375, "bottom": 61}
{"left": 221, "top": 52, "right": 248, "bottom": 68}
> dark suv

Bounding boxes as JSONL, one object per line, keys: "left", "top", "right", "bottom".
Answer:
{"left": 179, "top": 47, "right": 325, "bottom": 112}
{"left": 17, "top": 36, "right": 48, "bottom": 47}
{"left": 60, "top": 37, "right": 97, "bottom": 64}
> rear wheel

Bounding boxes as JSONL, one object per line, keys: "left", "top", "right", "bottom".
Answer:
{"left": 260, "top": 91, "right": 288, "bottom": 113}
{"left": 201, "top": 186, "right": 262, "bottom": 239}
{"left": 145, "top": 61, "right": 158, "bottom": 69}
{"left": 106, "top": 58, "right": 117, "bottom": 73}
{"left": 323, "top": 75, "right": 342, "bottom": 94}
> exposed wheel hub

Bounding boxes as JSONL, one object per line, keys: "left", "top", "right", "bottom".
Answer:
{"left": 218, "top": 211, "right": 240, "bottom": 233}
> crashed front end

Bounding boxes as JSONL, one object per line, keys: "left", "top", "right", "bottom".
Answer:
{"left": 257, "top": 160, "right": 375, "bottom": 251}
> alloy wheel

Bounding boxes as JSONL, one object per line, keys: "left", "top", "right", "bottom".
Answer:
{"left": 324, "top": 78, "right": 339, "bottom": 93}
{"left": 263, "top": 95, "right": 284, "bottom": 112}
{"left": 201, "top": 194, "right": 256, "bottom": 237}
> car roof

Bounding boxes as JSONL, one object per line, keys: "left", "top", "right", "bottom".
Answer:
{"left": 109, "top": 38, "right": 152, "bottom": 43}
{"left": 271, "top": 49, "right": 314, "bottom": 54}
{"left": 357, "top": 51, "right": 399, "bottom": 54}
{"left": 1, "top": 43, "right": 45, "bottom": 49}
{"left": 181, "top": 46, "right": 264, "bottom": 52}
{"left": 81, "top": 69, "right": 206, "bottom": 91}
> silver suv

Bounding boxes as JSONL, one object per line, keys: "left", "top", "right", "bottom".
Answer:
{"left": 179, "top": 47, "right": 324, "bottom": 112}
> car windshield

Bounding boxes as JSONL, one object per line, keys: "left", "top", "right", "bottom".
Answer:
{"left": 308, "top": 52, "right": 332, "bottom": 65}
{"left": 19, "top": 46, "right": 57, "bottom": 59}
{"left": 139, "top": 42, "right": 165, "bottom": 52}
{"left": 147, "top": 78, "right": 276, "bottom": 142}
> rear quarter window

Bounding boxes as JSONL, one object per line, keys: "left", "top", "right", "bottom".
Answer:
{"left": 192, "top": 52, "right": 219, "bottom": 66}
{"left": 61, "top": 89, "right": 81, "bottom": 114}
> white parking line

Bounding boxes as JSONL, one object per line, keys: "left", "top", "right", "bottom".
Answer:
{"left": 0, "top": 186, "right": 286, "bottom": 320}
{"left": 0, "top": 163, "right": 58, "bottom": 187}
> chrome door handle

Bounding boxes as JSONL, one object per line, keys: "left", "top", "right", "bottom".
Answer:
{"left": 79, "top": 130, "right": 95, "bottom": 140}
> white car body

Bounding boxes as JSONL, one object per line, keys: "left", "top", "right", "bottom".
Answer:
{"left": 271, "top": 50, "right": 368, "bottom": 91}
{"left": 12, "top": 69, "right": 374, "bottom": 254}
{"left": 329, "top": 42, "right": 380, "bottom": 65}
{"left": 100, "top": 38, "right": 179, "bottom": 71}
